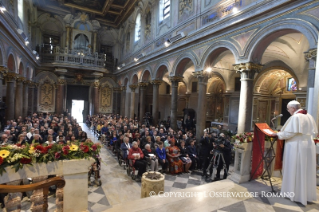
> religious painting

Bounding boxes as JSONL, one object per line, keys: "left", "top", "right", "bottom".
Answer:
{"left": 287, "top": 78, "right": 297, "bottom": 91}
{"left": 38, "top": 81, "right": 55, "bottom": 112}
{"left": 99, "top": 85, "right": 112, "bottom": 113}
{"left": 145, "top": 10, "right": 152, "bottom": 40}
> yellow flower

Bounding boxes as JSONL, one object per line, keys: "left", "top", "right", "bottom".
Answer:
{"left": 29, "top": 146, "right": 35, "bottom": 154}
{"left": 0, "top": 150, "right": 10, "bottom": 159}
{"left": 70, "top": 144, "right": 78, "bottom": 151}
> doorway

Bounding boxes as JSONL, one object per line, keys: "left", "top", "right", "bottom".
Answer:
{"left": 71, "top": 100, "right": 84, "bottom": 123}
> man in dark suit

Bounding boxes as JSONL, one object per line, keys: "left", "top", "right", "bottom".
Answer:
{"left": 187, "top": 139, "right": 201, "bottom": 170}
{"left": 214, "top": 133, "right": 232, "bottom": 180}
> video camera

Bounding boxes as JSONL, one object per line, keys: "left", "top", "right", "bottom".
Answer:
{"left": 214, "top": 136, "right": 226, "bottom": 152}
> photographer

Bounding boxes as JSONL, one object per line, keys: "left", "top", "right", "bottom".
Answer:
{"left": 214, "top": 133, "right": 232, "bottom": 180}
{"left": 200, "top": 131, "right": 214, "bottom": 176}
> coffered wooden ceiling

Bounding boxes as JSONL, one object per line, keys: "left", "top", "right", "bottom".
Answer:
{"left": 35, "top": 0, "right": 138, "bottom": 28}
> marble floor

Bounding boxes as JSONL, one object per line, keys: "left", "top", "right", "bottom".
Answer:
{"left": 81, "top": 123, "right": 319, "bottom": 212}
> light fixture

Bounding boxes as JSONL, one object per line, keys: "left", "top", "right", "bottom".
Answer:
{"left": 117, "top": 63, "right": 125, "bottom": 70}
{"left": 232, "top": 7, "right": 239, "bottom": 13}
{"left": 134, "top": 53, "right": 145, "bottom": 62}
{"left": 0, "top": 5, "right": 6, "bottom": 13}
{"left": 206, "top": 67, "right": 212, "bottom": 73}
{"left": 164, "top": 32, "right": 186, "bottom": 47}
{"left": 36, "top": 55, "right": 39, "bottom": 60}
{"left": 25, "top": 40, "right": 29, "bottom": 45}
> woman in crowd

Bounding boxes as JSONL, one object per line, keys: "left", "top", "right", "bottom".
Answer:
{"left": 45, "top": 135, "right": 56, "bottom": 145}
{"left": 143, "top": 144, "right": 158, "bottom": 172}
{"left": 179, "top": 140, "right": 192, "bottom": 173}
{"left": 166, "top": 138, "right": 184, "bottom": 174}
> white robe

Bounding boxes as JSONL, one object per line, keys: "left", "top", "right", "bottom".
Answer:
{"left": 277, "top": 109, "right": 318, "bottom": 205}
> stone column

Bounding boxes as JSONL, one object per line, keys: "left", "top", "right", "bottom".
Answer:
{"left": 28, "top": 82, "right": 35, "bottom": 115}
{"left": 69, "top": 28, "right": 73, "bottom": 50}
{"left": 129, "top": 85, "right": 138, "bottom": 119}
{"left": 194, "top": 71, "right": 208, "bottom": 140}
{"left": 304, "top": 49, "right": 316, "bottom": 116}
{"left": 15, "top": 77, "right": 25, "bottom": 119}
{"left": 169, "top": 76, "right": 183, "bottom": 130}
{"left": 151, "top": 80, "right": 162, "bottom": 126}
{"left": 0, "top": 66, "right": 8, "bottom": 99}
{"left": 139, "top": 82, "right": 148, "bottom": 122}
{"left": 23, "top": 80, "right": 29, "bottom": 117}
{"left": 65, "top": 26, "right": 70, "bottom": 49}
{"left": 121, "top": 86, "right": 126, "bottom": 116}
{"left": 93, "top": 81, "right": 100, "bottom": 114}
{"left": 33, "top": 83, "right": 39, "bottom": 113}
{"left": 56, "top": 78, "right": 66, "bottom": 115}
{"left": 233, "top": 62, "right": 263, "bottom": 133}
{"left": 113, "top": 88, "right": 121, "bottom": 114}
{"left": 222, "top": 93, "right": 231, "bottom": 126}
{"left": 93, "top": 31, "right": 97, "bottom": 53}
{"left": 5, "top": 73, "right": 17, "bottom": 120}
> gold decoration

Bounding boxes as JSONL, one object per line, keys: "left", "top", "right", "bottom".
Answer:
{"left": 169, "top": 76, "right": 183, "bottom": 82}
{"left": 58, "top": 79, "right": 66, "bottom": 85}
{"left": 39, "top": 80, "right": 55, "bottom": 112}
{"left": 179, "top": 0, "right": 193, "bottom": 16}
{"left": 233, "top": 62, "right": 263, "bottom": 80}
{"left": 93, "top": 81, "right": 100, "bottom": 88}
{"left": 150, "top": 80, "right": 162, "bottom": 85}
{"left": 304, "top": 49, "right": 317, "bottom": 61}
{"left": 4, "top": 72, "right": 17, "bottom": 82}
{"left": 16, "top": 77, "right": 26, "bottom": 83}
{"left": 138, "top": 82, "right": 149, "bottom": 87}
{"left": 100, "top": 85, "right": 112, "bottom": 113}
{"left": 129, "top": 84, "right": 138, "bottom": 91}
{"left": 0, "top": 66, "right": 8, "bottom": 75}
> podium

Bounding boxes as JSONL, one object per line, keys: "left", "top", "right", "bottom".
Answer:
{"left": 250, "top": 123, "right": 284, "bottom": 192}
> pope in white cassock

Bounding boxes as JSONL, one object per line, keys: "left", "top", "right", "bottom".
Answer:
{"left": 272, "top": 100, "right": 318, "bottom": 205}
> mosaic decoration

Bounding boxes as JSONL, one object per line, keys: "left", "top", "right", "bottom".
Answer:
{"left": 99, "top": 84, "right": 112, "bottom": 113}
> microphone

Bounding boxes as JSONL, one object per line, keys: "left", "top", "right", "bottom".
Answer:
{"left": 271, "top": 114, "right": 283, "bottom": 121}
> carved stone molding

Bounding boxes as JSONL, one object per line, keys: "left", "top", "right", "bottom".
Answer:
{"left": 93, "top": 81, "right": 100, "bottom": 88}
{"left": 193, "top": 71, "right": 209, "bottom": 83}
{"left": 113, "top": 87, "right": 122, "bottom": 92}
{"left": 58, "top": 79, "right": 67, "bottom": 85}
{"left": 5, "top": 73, "right": 17, "bottom": 82}
{"left": 16, "top": 77, "right": 26, "bottom": 83}
{"left": 169, "top": 76, "right": 183, "bottom": 82}
{"left": 138, "top": 82, "right": 149, "bottom": 87}
{"left": 0, "top": 66, "right": 8, "bottom": 75}
{"left": 150, "top": 80, "right": 162, "bottom": 85}
{"left": 121, "top": 86, "right": 126, "bottom": 91}
{"left": 233, "top": 62, "right": 263, "bottom": 80}
{"left": 304, "top": 48, "right": 317, "bottom": 61}
{"left": 129, "top": 84, "right": 138, "bottom": 91}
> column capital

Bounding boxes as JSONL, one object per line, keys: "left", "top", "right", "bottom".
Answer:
{"left": 113, "top": 87, "right": 122, "bottom": 92}
{"left": 169, "top": 76, "right": 183, "bottom": 83}
{"left": 4, "top": 72, "right": 17, "bottom": 82}
{"left": 121, "top": 86, "right": 126, "bottom": 91}
{"left": 304, "top": 48, "right": 317, "bottom": 61}
{"left": 233, "top": 62, "right": 263, "bottom": 80}
{"left": 0, "top": 66, "right": 8, "bottom": 75}
{"left": 150, "top": 80, "right": 163, "bottom": 85}
{"left": 16, "top": 77, "right": 26, "bottom": 83}
{"left": 129, "top": 84, "right": 138, "bottom": 91}
{"left": 93, "top": 81, "right": 100, "bottom": 88}
{"left": 57, "top": 78, "right": 67, "bottom": 85}
{"left": 138, "top": 82, "right": 149, "bottom": 87}
{"left": 193, "top": 70, "right": 209, "bottom": 82}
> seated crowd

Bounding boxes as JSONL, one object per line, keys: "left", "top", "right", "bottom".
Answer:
{"left": 86, "top": 114, "right": 232, "bottom": 182}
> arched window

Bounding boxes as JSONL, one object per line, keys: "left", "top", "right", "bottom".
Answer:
{"left": 159, "top": 0, "right": 170, "bottom": 23}
{"left": 135, "top": 13, "right": 141, "bottom": 42}
{"left": 18, "top": 0, "right": 23, "bottom": 22}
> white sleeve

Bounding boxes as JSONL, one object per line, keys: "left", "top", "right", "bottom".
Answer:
{"left": 277, "top": 131, "right": 297, "bottom": 140}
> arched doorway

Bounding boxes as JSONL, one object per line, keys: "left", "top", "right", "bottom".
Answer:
{"left": 66, "top": 85, "right": 90, "bottom": 123}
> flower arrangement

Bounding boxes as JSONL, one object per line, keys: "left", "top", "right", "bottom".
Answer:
{"left": 232, "top": 132, "right": 254, "bottom": 143}
{"left": 0, "top": 141, "right": 101, "bottom": 175}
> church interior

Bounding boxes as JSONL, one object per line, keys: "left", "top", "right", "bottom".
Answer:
{"left": 0, "top": 0, "right": 319, "bottom": 211}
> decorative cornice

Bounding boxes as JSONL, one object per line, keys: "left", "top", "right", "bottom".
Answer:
{"left": 58, "top": 79, "right": 67, "bottom": 85}
{"left": 113, "top": 87, "right": 122, "bottom": 92}
{"left": 129, "top": 84, "right": 138, "bottom": 91}
{"left": 0, "top": 66, "right": 8, "bottom": 75}
{"left": 150, "top": 80, "right": 163, "bottom": 85}
{"left": 121, "top": 86, "right": 126, "bottom": 91}
{"left": 169, "top": 76, "right": 183, "bottom": 82}
{"left": 233, "top": 62, "right": 263, "bottom": 80}
{"left": 304, "top": 48, "right": 317, "bottom": 61}
{"left": 138, "top": 82, "right": 149, "bottom": 87}
{"left": 16, "top": 77, "right": 26, "bottom": 83}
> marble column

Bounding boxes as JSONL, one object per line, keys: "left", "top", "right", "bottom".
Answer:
{"left": 194, "top": 71, "right": 208, "bottom": 140}
{"left": 23, "top": 80, "right": 29, "bottom": 117}
{"left": 233, "top": 63, "right": 263, "bottom": 133}
{"left": 304, "top": 49, "right": 316, "bottom": 116}
{"left": 151, "top": 80, "right": 162, "bottom": 126}
{"left": 56, "top": 78, "right": 66, "bottom": 115}
{"left": 129, "top": 85, "right": 138, "bottom": 119}
{"left": 0, "top": 66, "right": 8, "bottom": 99}
{"left": 93, "top": 31, "right": 97, "bottom": 53}
{"left": 121, "top": 86, "right": 126, "bottom": 117}
{"left": 169, "top": 76, "right": 183, "bottom": 130}
{"left": 139, "top": 82, "right": 148, "bottom": 122}
{"left": 113, "top": 88, "right": 121, "bottom": 114}
{"left": 28, "top": 82, "right": 35, "bottom": 115}
{"left": 5, "top": 73, "right": 17, "bottom": 120}
{"left": 93, "top": 81, "right": 100, "bottom": 114}
{"left": 14, "top": 77, "right": 25, "bottom": 119}
{"left": 222, "top": 93, "right": 231, "bottom": 125}
{"left": 33, "top": 83, "right": 39, "bottom": 113}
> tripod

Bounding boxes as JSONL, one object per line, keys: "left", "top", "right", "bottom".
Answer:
{"left": 206, "top": 150, "right": 227, "bottom": 180}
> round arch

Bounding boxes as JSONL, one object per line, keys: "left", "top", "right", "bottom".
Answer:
{"left": 246, "top": 19, "right": 318, "bottom": 62}
{"left": 7, "top": 54, "right": 16, "bottom": 72}
{"left": 18, "top": 62, "right": 24, "bottom": 76}
{"left": 154, "top": 61, "right": 170, "bottom": 80}
{"left": 171, "top": 52, "right": 198, "bottom": 76}
{"left": 130, "top": 73, "right": 139, "bottom": 85}
{"left": 140, "top": 69, "right": 151, "bottom": 82}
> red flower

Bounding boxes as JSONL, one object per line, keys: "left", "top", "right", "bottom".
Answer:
{"left": 80, "top": 145, "right": 89, "bottom": 153}
{"left": 55, "top": 152, "right": 61, "bottom": 159}
{"left": 20, "top": 158, "right": 32, "bottom": 164}
{"left": 0, "top": 156, "right": 3, "bottom": 165}
{"left": 92, "top": 144, "right": 97, "bottom": 151}
{"left": 35, "top": 145, "right": 45, "bottom": 153}
{"left": 16, "top": 143, "right": 21, "bottom": 147}
{"left": 62, "top": 146, "right": 70, "bottom": 155}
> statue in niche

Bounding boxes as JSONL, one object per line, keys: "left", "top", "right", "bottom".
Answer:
{"left": 179, "top": 0, "right": 193, "bottom": 16}
{"left": 145, "top": 10, "right": 151, "bottom": 39}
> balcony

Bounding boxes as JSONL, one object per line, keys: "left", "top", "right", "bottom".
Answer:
{"left": 40, "top": 47, "right": 115, "bottom": 71}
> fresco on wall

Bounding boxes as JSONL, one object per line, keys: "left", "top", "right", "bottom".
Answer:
{"left": 38, "top": 80, "right": 55, "bottom": 112}
{"left": 100, "top": 85, "right": 113, "bottom": 113}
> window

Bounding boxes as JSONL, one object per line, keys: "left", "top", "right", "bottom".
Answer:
{"left": 18, "top": 0, "right": 23, "bottom": 22}
{"left": 135, "top": 13, "right": 141, "bottom": 42}
{"left": 159, "top": 0, "right": 170, "bottom": 23}
{"left": 166, "top": 84, "right": 170, "bottom": 94}
{"left": 42, "top": 34, "right": 60, "bottom": 54}
{"left": 235, "top": 77, "right": 241, "bottom": 91}
{"left": 192, "top": 82, "right": 197, "bottom": 93}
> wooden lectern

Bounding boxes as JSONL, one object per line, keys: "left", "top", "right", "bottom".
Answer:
{"left": 250, "top": 123, "right": 284, "bottom": 192}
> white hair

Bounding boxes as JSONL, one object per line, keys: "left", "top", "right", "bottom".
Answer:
{"left": 132, "top": 141, "right": 138, "bottom": 146}
{"left": 145, "top": 144, "right": 150, "bottom": 149}
{"left": 287, "top": 100, "right": 301, "bottom": 110}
